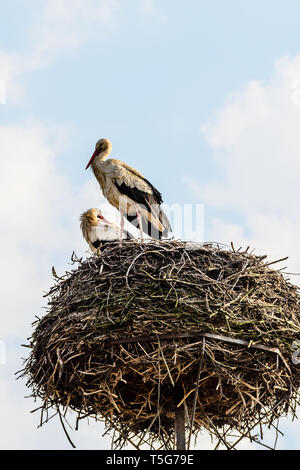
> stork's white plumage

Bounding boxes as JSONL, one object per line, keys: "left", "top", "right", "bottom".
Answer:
{"left": 80, "top": 208, "right": 134, "bottom": 253}
{"left": 85, "top": 138, "right": 171, "bottom": 241}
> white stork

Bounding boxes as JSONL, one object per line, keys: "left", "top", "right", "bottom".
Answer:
{"left": 80, "top": 208, "right": 134, "bottom": 253}
{"left": 85, "top": 138, "right": 171, "bottom": 241}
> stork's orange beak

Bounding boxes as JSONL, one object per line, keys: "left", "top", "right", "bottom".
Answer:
{"left": 85, "top": 149, "right": 98, "bottom": 170}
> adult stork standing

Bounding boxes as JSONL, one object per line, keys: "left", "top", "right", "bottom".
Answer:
{"left": 80, "top": 208, "right": 134, "bottom": 253}
{"left": 85, "top": 138, "right": 171, "bottom": 241}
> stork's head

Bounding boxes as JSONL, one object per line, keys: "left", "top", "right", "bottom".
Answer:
{"left": 85, "top": 138, "right": 112, "bottom": 169}
{"left": 80, "top": 208, "right": 109, "bottom": 227}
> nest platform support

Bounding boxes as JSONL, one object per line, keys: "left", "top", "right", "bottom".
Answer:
{"left": 175, "top": 403, "right": 186, "bottom": 450}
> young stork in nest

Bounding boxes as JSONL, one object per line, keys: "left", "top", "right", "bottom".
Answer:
{"left": 80, "top": 208, "right": 134, "bottom": 253}
{"left": 85, "top": 138, "right": 171, "bottom": 242}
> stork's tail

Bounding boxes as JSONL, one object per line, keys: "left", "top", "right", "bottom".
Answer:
{"left": 126, "top": 205, "right": 171, "bottom": 240}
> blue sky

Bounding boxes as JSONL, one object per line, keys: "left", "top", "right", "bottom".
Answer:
{"left": 2, "top": 0, "right": 300, "bottom": 449}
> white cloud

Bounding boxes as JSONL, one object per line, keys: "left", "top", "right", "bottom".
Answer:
{"left": 0, "top": 51, "right": 27, "bottom": 103}
{"left": 140, "top": 0, "right": 165, "bottom": 21}
{"left": 0, "top": 0, "right": 120, "bottom": 103}
{"left": 0, "top": 123, "right": 72, "bottom": 339}
{"left": 43, "top": 0, "right": 119, "bottom": 24}
{"left": 201, "top": 58, "right": 300, "bottom": 214}
{"left": 33, "top": 0, "right": 120, "bottom": 61}
{"left": 188, "top": 55, "right": 300, "bottom": 279}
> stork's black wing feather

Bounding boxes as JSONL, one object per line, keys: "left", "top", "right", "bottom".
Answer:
{"left": 92, "top": 239, "right": 101, "bottom": 249}
{"left": 114, "top": 180, "right": 170, "bottom": 240}
{"left": 115, "top": 181, "right": 162, "bottom": 210}
{"left": 141, "top": 178, "right": 163, "bottom": 205}
{"left": 126, "top": 213, "right": 162, "bottom": 239}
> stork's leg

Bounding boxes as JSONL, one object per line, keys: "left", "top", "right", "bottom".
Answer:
{"left": 135, "top": 204, "right": 144, "bottom": 243}
{"left": 119, "top": 209, "right": 125, "bottom": 245}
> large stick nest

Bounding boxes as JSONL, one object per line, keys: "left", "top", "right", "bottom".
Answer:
{"left": 21, "top": 240, "right": 300, "bottom": 449}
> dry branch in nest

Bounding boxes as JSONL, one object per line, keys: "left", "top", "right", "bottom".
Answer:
{"left": 20, "top": 240, "right": 300, "bottom": 449}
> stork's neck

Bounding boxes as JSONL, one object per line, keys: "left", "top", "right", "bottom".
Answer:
{"left": 96, "top": 149, "right": 111, "bottom": 162}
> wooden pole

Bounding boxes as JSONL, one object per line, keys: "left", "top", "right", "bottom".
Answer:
{"left": 175, "top": 403, "right": 186, "bottom": 450}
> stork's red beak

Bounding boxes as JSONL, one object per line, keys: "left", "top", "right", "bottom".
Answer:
{"left": 97, "top": 213, "right": 110, "bottom": 223}
{"left": 85, "top": 149, "right": 98, "bottom": 170}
